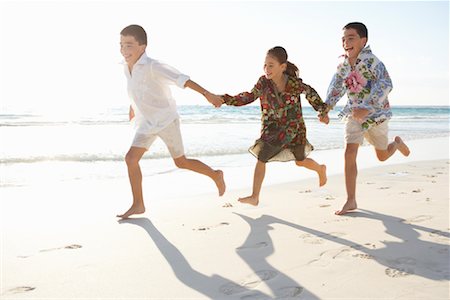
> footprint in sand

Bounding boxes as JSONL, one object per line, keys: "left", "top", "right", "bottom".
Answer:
{"left": 194, "top": 222, "right": 230, "bottom": 231}
{"left": 240, "top": 286, "right": 304, "bottom": 299}
{"left": 219, "top": 270, "right": 278, "bottom": 295}
{"left": 403, "top": 215, "right": 433, "bottom": 224}
{"left": 378, "top": 186, "right": 390, "bottom": 190}
{"left": 388, "top": 171, "right": 409, "bottom": 177}
{"left": 423, "top": 174, "right": 437, "bottom": 178}
{"left": 385, "top": 257, "right": 416, "bottom": 277}
{"left": 352, "top": 253, "right": 374, "bottom": 259}
{"left": 298, "top": 189, "right": 312, "bottom": 194}
{"left": 319, "top": 204, "right": 331, "bottom": 208}
{"left": 40, "top": 244, "right": 82, "bottom": 252}
{"left": 236, "top": 242, "right": 269, "bottom": 251}
{"left": 300, "top": 232, "right": 346, "bottom": 245}
{"left": 307, "top": 247, "right": 354, "bottom": 266}
{"left": 385, "top": 267, "right": 414, "bottom": 277}
{"left": 276, "top": 286, "right": 304, "bottom": 298}
{"left": 19, "top": 244, "right": 82, "bottom": 258}
{"left": 412, "top": 188, "right": 422, "bottom": 193}
{"left": 5, "top": 286, "right": 36, "bottom": 294}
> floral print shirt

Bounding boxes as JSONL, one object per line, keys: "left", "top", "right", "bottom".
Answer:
{"left": 222, "top": 75, "right": 328, "bottom": 148}
{"left": 325, "top": 46, "right": 393, "bottom": 130}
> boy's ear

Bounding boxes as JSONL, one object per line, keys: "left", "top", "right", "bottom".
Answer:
{"left": 362, "top": 37, "right": 368, "bottom": 46}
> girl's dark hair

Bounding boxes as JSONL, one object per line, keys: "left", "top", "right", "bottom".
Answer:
{"left": 343, "top": 22, "right": 368, "bottom": 39}
{"left": 120, "top": 24, "right": 147, "bottom": 45}
{"left": 267, "top": 46, "right": 299, "bottom": 77}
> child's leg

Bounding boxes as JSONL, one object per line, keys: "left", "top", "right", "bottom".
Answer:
{"left": 117, "top": 146, "right": 147, "bottom": 219}
{"left": 238, "top": 160, "right": 266, "bottom": 206}
{"left": 375, "top": 136, "right": 410, "bottom": 161}
{"left": 365, "top": 121, "right": 410, "bottom": 161}
{"left": 160, "top": 119, "right": 225, "bottom": 196}
{"left": 336, "top": 143, "right": 360, "bottom": 215}
{"left": 173, "top": 156, "right": 226, "bottom": 196}
{"left": 295, "top": 158, "right": 327, "bottom": 186}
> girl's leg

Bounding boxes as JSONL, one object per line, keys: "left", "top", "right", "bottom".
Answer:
{"left": 295, "top": 158, "right": 327, "bottom": 186}
{"left": 239, "top": 160, "right": 266, "bottom": 206}
{"left": 173, "top": 155, "right": 226, "bottom": 196}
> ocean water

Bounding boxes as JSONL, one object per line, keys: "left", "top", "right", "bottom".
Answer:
{"left": 1, "top": 105, "right": 449, "bottom": 188}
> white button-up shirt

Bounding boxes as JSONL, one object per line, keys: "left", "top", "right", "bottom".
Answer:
{"left": 123, "top": 53, "right": 190, "bottom": 134}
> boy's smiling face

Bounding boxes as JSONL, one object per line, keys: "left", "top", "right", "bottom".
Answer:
{"left": 342, "top": 28, "right": 367, "bottom": 61}
{"left": 120, "top": 35, "right": 146, "bottom": 67}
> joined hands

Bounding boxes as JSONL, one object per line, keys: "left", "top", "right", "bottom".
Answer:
{"left": 204, "top": 92, "right": 224, "bottom": 108}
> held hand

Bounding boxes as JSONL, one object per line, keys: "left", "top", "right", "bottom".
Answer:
{"left": 205, "top": 92, "right": 224, "bottom": 108}
{"left": 352, "top": 108, "right": 369, "bottom": 122}
{"left": 319, "top": 113, "right": 329, "bottom": 125}
{"left": 129, "top": 106, "right": 135, "bottom": 121}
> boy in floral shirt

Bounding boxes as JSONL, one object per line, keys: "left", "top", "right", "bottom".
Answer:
{"left": 320, "top": 22, "right": 410, "bottom": 215}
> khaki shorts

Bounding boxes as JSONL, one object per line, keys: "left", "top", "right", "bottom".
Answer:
{"left": 132, "top": 118, "right": 185, "bottom": 158}
{"left": 345, "top": 118, "right": 389, "bottom": 150}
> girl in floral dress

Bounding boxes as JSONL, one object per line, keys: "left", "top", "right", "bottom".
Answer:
{"left": 220, "top": 46, "right": 329, "bottom": 206}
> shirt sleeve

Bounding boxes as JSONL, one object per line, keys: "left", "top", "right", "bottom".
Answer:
{"left": 152, "top": 60, "right": 190, "bottom": 89}
{"left": 363, "top": 61, "right": 393, "bottom": 109}
{"left": 325, "top": 72, "right": 347, "bottom": 109}
{"left": 221, "top": 77, "right": 264, "bottom": 106}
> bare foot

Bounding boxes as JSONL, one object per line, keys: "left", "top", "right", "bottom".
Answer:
{"left": 117, "top": 204, "right": 145, "bottom": 219}
{"left": 395, "top": 136, "right": 410, "bottom": 157}
{"left": 318, "top": 165, "right": 327, "bottom": 187}
{"left": 238, "top": 195, "right": 259, "bottom": 206}
{"left": 335, "top": 200, "right": 357, "bottom": 215}
{"left": 214, "top": 170, "right": 226, "bottom": 196}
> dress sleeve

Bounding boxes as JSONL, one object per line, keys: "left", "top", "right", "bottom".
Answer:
{"left": 151, "top": 60, "right": 190, "bottom": 88}
{"left": 300, "top": 82, "right": 329, "bottom": 114}
{"left": 221, "top": 77, "right": 264, "bottom": 106}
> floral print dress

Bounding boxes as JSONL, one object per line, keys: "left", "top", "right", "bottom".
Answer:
{"left": 222, "top": 75, "right": 328, "bottom": 162}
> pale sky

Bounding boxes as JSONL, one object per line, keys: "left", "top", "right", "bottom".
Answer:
{"left": 0, "top": 0, "right": 448, "bottom": 117}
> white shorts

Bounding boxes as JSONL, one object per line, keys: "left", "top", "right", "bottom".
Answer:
{"left": 345, "top": 118, "right": 389, "bottom": 150}
{"left": 132, "top": 119, "right": 185, "bottom": 158}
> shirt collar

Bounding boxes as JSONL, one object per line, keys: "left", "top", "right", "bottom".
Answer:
{"left": 120, "top": 52, "right": 150, "bottom": 65}
{"left": 341, "top": 45, "right": 372, "bottom": 67}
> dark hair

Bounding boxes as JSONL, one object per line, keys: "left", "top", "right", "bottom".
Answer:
{"left": 120, "top": 24, "right": 147, "bottom": 45}
{"left": 343, "top": 22, "right": 368, "bottom": 39}
{"left": 267, "top": 46, "right": 299, "bottom": 77}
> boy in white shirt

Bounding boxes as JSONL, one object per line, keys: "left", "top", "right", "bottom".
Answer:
{"left": 118, "top": 24, "right": 225, "bottom": 219}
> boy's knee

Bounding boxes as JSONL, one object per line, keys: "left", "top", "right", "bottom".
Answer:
{"left": 345, "top": 147, "right": 358, "bottom": 160}
{"left": 125, "top": 152, "right": 139, "bottom": 166}
{"left": 174, "top": 157, "right": 188, "bottom": 169}
{"left": 376, "top": 151, "right": 389, "bottom": 162}
{"left": 295, "top": 160, "right": 305, "bottom": 166}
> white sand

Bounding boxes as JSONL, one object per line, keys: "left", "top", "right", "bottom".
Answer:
{"left": 1, "top": 137, "right": 449, "bottom": 299}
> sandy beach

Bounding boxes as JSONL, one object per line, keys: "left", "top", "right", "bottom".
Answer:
{"left": 1, "top": 137, "right": 449, "bottom": 299}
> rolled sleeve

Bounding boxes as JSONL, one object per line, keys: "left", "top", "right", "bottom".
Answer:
{"left": 176, "top": 74, "right": 190, "bottom": 89}
{"left": 152, "top": 60, "right": 190, "bottom": 88}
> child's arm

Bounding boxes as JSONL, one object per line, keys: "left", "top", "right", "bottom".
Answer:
{"left": 301, "top": 82, "right": 329, "bottom": 116}
{"left": 221, "top": 77, "right": 263, "bottom": 106}
{"left": 129, "top": 105, "right": 135, "bottom": 121}
{"left": 319, "top": 113, "right": 329, "bottom": 124}
{"left": 184, "top": 80, "right": 223, "bottom": 107}
{"left": 324, "top": 72, "right": 347, "bottom": 109}
{"left": 363, "top": 61, "right": 393, "bottom": 109}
